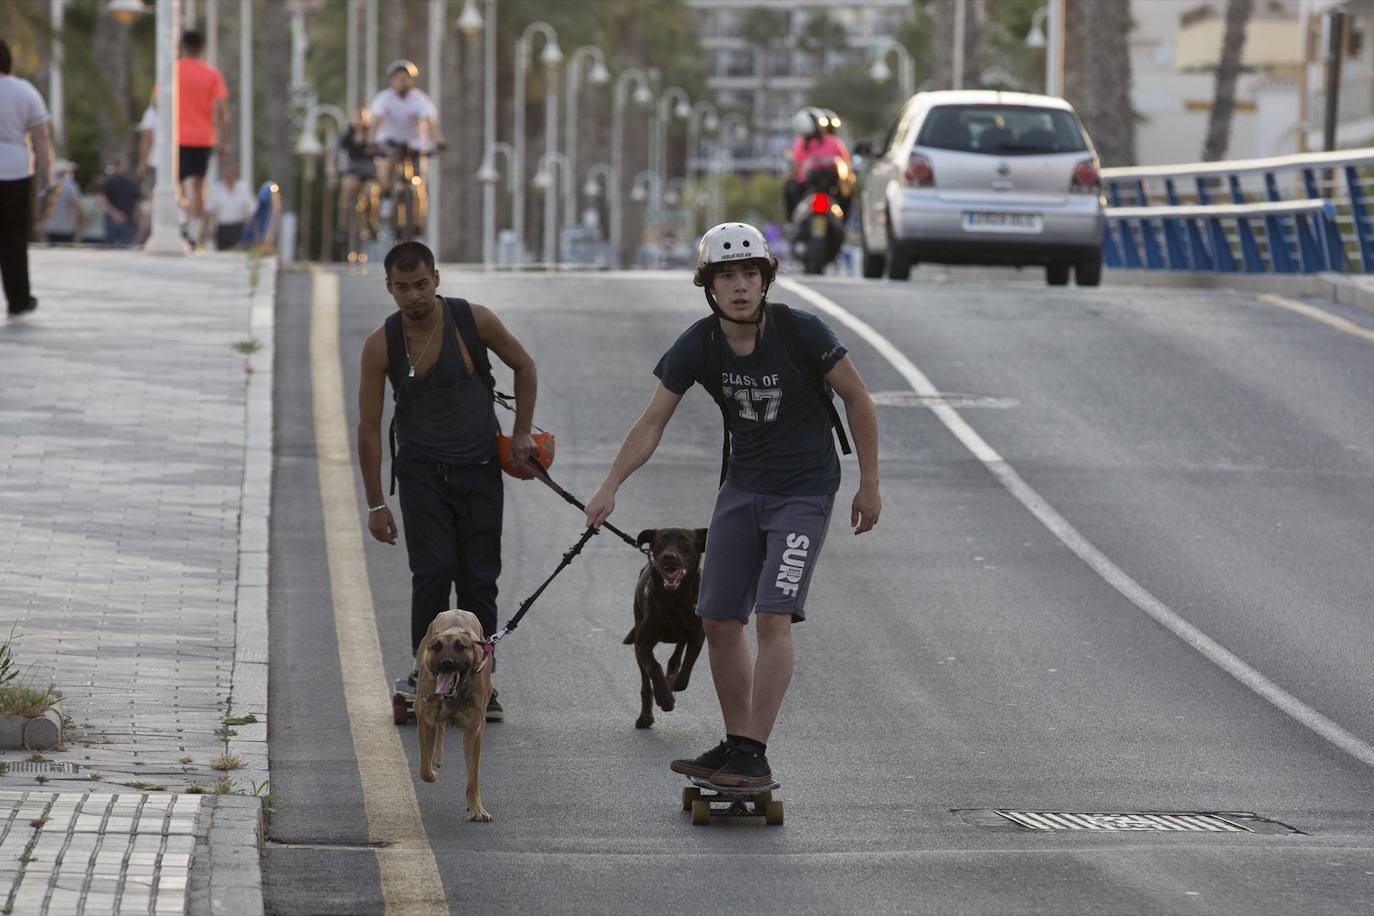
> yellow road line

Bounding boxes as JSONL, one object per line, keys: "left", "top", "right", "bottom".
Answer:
{"left": 1257, "top": 292, "right": 1374, "bottom": 344}
{"left": 309, "top": 268, "right": 448, "bottom": 915}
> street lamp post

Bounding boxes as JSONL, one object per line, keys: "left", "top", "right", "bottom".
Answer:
{"left": 478, "top": 0, "right": 498, "bottom": 270}
{"left": 869, "top": 38, "right": 914, "bottom": 99}
{"left": 513, "top": 21, "right": 564, "bottom": 266}
{"left": 145, "top": 0, "right": 184, "bottom": 254}
{"left": 687, "top": 100, "right": 719, "bottom": 178}
{"left": 50, "top": 0, "right": 65, "bottom": 153}
{"left": 1024, "top": 2, "right": 1064, "bottom": 96}
{"left": 564, "top": 45, "right": 610, "bottom": 229}
{"left": 477, "top": 140, "right": 517, "bottom": 265}
{"left": 365, "top": 0, "right": 379, "bottom": 100}
{"left": 629, "top": 169, "right": 663, "bottom": 267}
{"left": 582, "top": 162, "right": 617, "bottom": 267}
{"left": 425, "top": 0, "right": 444, "bottom": 256}
{"left": 532, "top": 151, "right": 570, "bottom": 263}
{"left": 294, "top": 102, "right": 347, "bottom": 262}
{"left": 654, "top": 86, "right": 691, "bottom": 210}
{"left": 611, "top": 68, "right": 653, "bottom": 269}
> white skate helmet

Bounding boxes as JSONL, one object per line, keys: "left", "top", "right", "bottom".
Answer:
{"left": 695, "top": 222, "right": 771, "bottom": 273}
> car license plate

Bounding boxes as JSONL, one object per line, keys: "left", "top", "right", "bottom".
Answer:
{"left": 963, "top": 212, "right": 1043, "bottom": 233}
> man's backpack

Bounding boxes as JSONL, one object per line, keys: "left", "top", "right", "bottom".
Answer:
{"left": 698, "top": 303, "right": 851, "bottom": 486}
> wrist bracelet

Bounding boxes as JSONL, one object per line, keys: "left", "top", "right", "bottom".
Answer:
{"left": 367, "top": 504, "right": 387, "bottom": 513}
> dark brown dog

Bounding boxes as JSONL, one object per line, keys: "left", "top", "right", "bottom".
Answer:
{"left": 623, "top": 527, "right": 708, "bottom": 729}
{"left": 415, "top": 608, "right": 493, "bottom": 821}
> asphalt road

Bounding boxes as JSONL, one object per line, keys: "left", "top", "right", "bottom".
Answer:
{"left": 263, "top": 265, "right": 1374, "bottom": 915}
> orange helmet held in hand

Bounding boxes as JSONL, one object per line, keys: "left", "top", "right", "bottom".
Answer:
{"left": 497, "top": 430, "right": 556, "bottom": 480}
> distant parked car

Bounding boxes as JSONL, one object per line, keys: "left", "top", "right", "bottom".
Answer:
{"left": 857, "top": 90, "right": 1105, "bottom": 286}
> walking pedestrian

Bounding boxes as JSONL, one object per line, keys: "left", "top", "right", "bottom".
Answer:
{"left": 204, "top": 161, "right": 256, "bottom": 251}
{"left": 584, "top": 222, "right": 881, "bottom": 789}
{"left": 161, "top": 29, "right": 229, "bottom": 249}
{"left": 38, "top": 159, "right": 84, "bottom": 245}
{"left": 96, "top": 158, "right": 142, "bottom": 248}
{"left": 356, "top": 241, "right": 539, "bottom": 722}
{"left": 0, "top": 38, "right": 52, "bottom": 316}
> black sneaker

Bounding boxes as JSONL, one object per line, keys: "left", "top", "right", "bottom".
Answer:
{"left": 669, "top": 740, "right": 735, "bottom": 779}
{"left": 710, "top": 747, "right": 773, "bottom": 789}
{"left": 485, "top": 689, "right": 504, "bottom": 722}
{"left": 394, "top": 670, "right": 417, "bottom": 699}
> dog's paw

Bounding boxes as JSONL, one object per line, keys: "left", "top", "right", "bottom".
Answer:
{"left": 420, "top": 770, "right": 438, "bottom": 783}
{"left": 468, "top": 807, "right": 493, "bottom": 822}
{"left": 670, "top": 674, "right": 691, "bottom": 692}
{"left": 635, "top": 715, "right": 654, "bottom": 729}
{"left": 656, "top": 696, "right": 675, "bottom": 712}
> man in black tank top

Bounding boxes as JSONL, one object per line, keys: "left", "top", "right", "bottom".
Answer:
{"left": 357, "top": 242, "right": 539, "bottom": 722}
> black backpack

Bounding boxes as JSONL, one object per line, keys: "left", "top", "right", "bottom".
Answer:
{"left": 383, "top": 297, "right": 495, "bottom": 493}
{"left": 699, "top": 303, "right": 851, "bottom": 486}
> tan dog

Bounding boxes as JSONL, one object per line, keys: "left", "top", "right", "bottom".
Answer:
{"left": 415, "top": 608, "right": 493, "bottom": 822}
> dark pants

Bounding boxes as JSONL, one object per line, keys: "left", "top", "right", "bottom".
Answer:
{"left": 216, "top": 222, "right": 245, "bottom": 251}
{"left": 395, "top": 451, "right": 504, "bottom": 652}
{"left": 0, "top": 177, "right": 33, "bottom": 312}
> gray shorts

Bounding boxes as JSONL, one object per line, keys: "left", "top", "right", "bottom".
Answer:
{"left": 697, "top": 481, "right": 835, "bottom": 624}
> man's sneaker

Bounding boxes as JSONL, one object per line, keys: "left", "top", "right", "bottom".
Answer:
{"left": 485, "top": 689, "right": 504, "bottom": 722}
{"left": 393, "top": 670, "right": 417, "bottom": 699}
{"left": 669, "top": 740, "right": 735, "bottom": 779}
{"left": 710, "top": 747, "right": 773, "bottom": 789}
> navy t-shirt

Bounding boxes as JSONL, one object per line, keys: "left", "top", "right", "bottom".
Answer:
{"left": 654, "top": 302, "right": 847, "bottom": 496}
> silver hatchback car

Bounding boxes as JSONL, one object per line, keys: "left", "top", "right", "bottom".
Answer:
{"left": 857, "top": 90, "right": 1105, "bottom": 286}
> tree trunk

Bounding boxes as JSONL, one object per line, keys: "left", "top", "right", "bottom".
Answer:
{"left": 1072, "top": 0, "right": 1136, "bottom": 167}
{"left": 1202, "top": 0, "right": 1254, "bottom": 161}
{"left": 264, "top": 0, "right": 295, "bottom": 214}
{"left": 929, "top": 0, "right": 981, "bottom": 90}
{"left": 93, "top": 11, "right": 131, "bottom": 167}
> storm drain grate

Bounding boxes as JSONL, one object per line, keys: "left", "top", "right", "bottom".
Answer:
{"left": 996, "top": 811, "right": 1250, "bottom": 832}
{"left": 3, "top": 762, "right": 79, "bottom": 775}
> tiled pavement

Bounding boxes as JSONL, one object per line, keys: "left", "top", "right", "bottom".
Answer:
{"left": 0, "top": 248, "right": 275, "bottom": 915}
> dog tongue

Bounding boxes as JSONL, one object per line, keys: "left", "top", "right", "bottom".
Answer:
{"left": 663, "top": 569, "right": 687, "bottom": 590}
{"left": 428, "top": 671, "right": 458, "bottom": 701}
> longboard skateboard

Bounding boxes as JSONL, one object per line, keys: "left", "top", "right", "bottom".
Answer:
{"left": 391, "top": 677, "right": 415, "bottom": 725}
{"left": 682, "top": 777, "right": 783, "bottom": 826}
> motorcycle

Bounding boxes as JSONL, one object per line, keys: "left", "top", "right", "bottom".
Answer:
{"left": 788, "top": 154, "right": 853, "bottom": 275}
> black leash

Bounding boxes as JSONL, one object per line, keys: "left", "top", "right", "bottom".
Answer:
{"left": 525, "top": 459, "right": 647, "bottom": 556}
{"left": 489, "top": 526, "right": 599, "bottom": 646}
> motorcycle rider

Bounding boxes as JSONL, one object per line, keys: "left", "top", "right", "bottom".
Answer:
{"left": 783, "top": 107, "right": 851, "bottom": 219}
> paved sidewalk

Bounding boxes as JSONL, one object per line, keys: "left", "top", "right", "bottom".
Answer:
{"left": 0, "top": 248, "right": 274, "bottom": 915}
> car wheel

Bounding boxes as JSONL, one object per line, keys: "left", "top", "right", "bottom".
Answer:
{"left": 860, "top": 214, "right": 886, "bottom": 278}
{"left": 1076, "top": 254, "right": 1103, "bottom": 287}
{"left": 1046, "top": 262, "right": 1070, "bottom": 286}
{"left": 886, "top": 212, "right": 912, "bottom": 281}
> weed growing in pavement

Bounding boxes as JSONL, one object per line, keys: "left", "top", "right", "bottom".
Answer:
{"left": 0, "top": 762, "right": 7, "bottom": 777}
{"left": 123, "top": 781, "right": 167, "bottom": 791}
{"left": 28, "top": 752, "right": 45, "bottom": 763}
{"left": 223, "top": 713, "right": 258, "bottom": 727}
{"left": 180, "top": 756, "right": 194, "bottom": 765}
{"left": 210, "top": 776, "right": 236, "bottom": 794}
{"left": 33, "top": 775, "right": 46, "bottom": 785}
{"left": 0, "top": 626, "right": 17, "bottom": 689}
{"left": 232, "top": 339, "right": 262, "bottom": 356}
{"left": 0, "top": 683, "right": 61, "bottom": 716}
{"left": 184, "top": 783, "right": 207, "bottom": 794}
{"left": 210, "top": 754, "right": 246, "bottom": 771}
{"left": 28, "top": 818, "right": 46, "bottom": 829}
{"left": 88, "top": 772, "right": 103, "bottom": 782}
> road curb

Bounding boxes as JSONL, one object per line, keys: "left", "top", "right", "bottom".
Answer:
{"left": 191, "top": 795, "right": 266, "bottom": 916}
{"left": 1107, "top": 269, "right": 1374, "bottom": 317}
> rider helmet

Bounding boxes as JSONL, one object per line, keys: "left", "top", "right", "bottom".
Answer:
{"left": 792, "top": 107, "right": 822, "bottom": 140}
{"left": 692, "top": 222, "right": 778, "bottom": 328}
{"left": 387, "top": 59, "right": 420, "bottom": 80}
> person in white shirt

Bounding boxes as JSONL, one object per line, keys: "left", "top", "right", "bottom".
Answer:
{"left": 368, "top": 59, "right": 444, "bottom": 214}
{"left": 38, "top": 159, "right": 84, "bottom": 244}
{"left": 204, "top": 161, "right": 258, "bottom": 251}
{"left": 0, "top": 39, "right": 52, "bottom": 316}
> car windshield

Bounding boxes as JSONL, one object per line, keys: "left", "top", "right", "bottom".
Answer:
{"left": 916, "top": 105, "right": 1088, "bottom": 156}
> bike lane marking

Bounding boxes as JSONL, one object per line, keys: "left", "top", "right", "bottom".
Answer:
{"left": 310, "top": 268, "right": 449, "bottom": 914}
{"left": 780, "top": 276, "right": 1374, "bottom": 770}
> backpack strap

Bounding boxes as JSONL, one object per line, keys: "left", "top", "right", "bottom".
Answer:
{"left": 771, "top": 303, "right": 852, "bottom": 455}
{"left": 382, "top": 313, "right": 409, "bottom": 496}
{"left": 446, "top": 297, "right": 496, "bottom": 391}
{"left": 698, "top": 316, "right": 733, "bottom": 487}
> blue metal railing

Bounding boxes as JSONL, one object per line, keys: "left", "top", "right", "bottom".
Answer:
{"left": 1100, "top": 148, "right": 1374, "bottom": 273}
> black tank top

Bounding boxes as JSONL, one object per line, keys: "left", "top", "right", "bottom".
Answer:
{"left": 385, "top": 299, "right": 499, "bottom": 465}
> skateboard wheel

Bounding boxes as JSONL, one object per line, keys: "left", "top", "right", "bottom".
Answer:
{"left": 753, "top": 790, "right": 772, "bottom": 806}
{"left": 391, "top": 695, "right": 410, "bottom": 726}
{"left": 764, "top": 800, "right": 784, "bottom": 826}
{"left": 682, "top": 786, "right": 701, "bottom": 811}
{"left": 691, "top": 799, "right": 711, "bottom": 826}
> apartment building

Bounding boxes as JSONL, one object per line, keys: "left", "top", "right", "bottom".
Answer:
{"left": 685, "top": 0, "right": 911, "bottom": 171}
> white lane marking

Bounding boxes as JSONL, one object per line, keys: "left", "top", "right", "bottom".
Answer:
{"left": 779, "top": 277, "right": 1374, "bottom": 770}
{"left": 310, "top": 269, "right": 449, "bottom": 914}
{"left": 1257, "top": 292, "right": 1374, "bottom": 344}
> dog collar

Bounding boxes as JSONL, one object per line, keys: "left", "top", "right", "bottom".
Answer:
{"left": 474, "top": 639, "right": 494, "bottom": 674}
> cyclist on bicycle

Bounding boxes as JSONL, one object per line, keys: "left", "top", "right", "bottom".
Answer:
{"left": 336, "top": 104, "right": 379, "bottom": 248}
{"left": 369, "top": 59, "right": 444, "bottom": 219}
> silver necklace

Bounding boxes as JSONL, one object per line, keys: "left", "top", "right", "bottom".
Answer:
{"left": 404, "top": 306, "right": 442, "bottom": 378}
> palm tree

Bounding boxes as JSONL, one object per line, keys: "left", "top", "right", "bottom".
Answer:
{"left": 1073, "top": 0, "right": 1136, "bottom": 167}
{"left": 1202, "top": 0, "right": 1254, "bottom": 161}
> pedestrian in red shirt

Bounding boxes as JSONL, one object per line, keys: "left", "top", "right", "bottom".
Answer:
{"left": 172, "top": 29, "right": 229, "bottom": 249}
